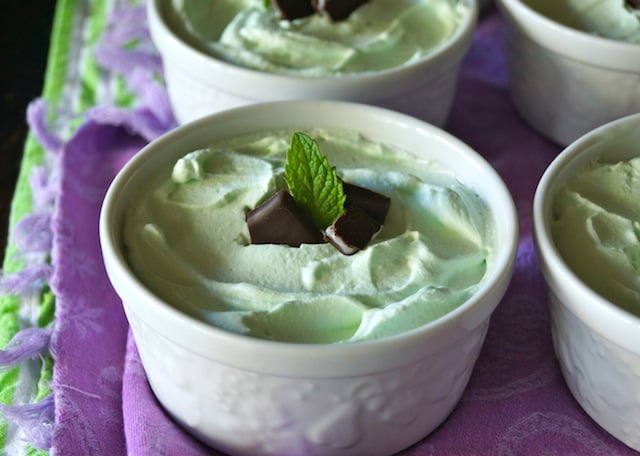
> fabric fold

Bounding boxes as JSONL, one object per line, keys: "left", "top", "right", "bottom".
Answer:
{"left": 49, "top": 119, "right": 147, "bottom": 455}
{"left": 122, "top": 331, "right": 212, "bottom": 455}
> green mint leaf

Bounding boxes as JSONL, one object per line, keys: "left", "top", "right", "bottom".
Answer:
{"left": 263, "top": 0, "right": 271, "bottom": 8}
{"left": 285, "top": 132, "right": 346, "bottom": 229}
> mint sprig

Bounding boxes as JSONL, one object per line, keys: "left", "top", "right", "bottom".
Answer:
{"left": 285, "top": 132, "right": 346, "bottom": 229}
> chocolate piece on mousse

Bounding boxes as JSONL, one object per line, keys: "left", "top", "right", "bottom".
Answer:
{"left": 627, "top": 0, "right": 640, "bottom": 8}
{"left": 324, "top": 206, "right": 382, "bottom": 255}
{"left": 313, "top": 0, "right": 368, "bottom": 21}
{"left": 246, "top": 190, "right": 324, "bottom": 246}
{"left": 343, "top": 182, "right": 391, "bottom": 224}
{"left": 272, "top": 0, "right": 315, "bottom": 20}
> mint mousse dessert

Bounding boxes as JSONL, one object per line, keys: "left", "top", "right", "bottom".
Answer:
{"left": 165, "top": 0, "right": 471, "bottom": 76}
{"left": 526, "top": 0, "right": 640, "bottom": 43}
{"left": 551, "top": 156, "right": 640, "bottom": 316}
{"left": 123, "top": 130, "right": 496, "bottom": 343}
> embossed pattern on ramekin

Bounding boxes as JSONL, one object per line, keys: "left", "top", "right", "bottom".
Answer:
{"left": 128, "top": 311, "right": 489, "bottom": 456}
{"left": 550, "top": 291, "right": 640, "bottom": 451}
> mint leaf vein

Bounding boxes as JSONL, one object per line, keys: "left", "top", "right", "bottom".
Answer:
{"left": 284, "top": 132, "right": 346, "bottom": 229}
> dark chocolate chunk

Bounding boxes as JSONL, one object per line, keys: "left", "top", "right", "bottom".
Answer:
{"left": 324, "top": 206, "right": 381, "bottom": 255}
{"left": 272, "top": 0, "right": 315, "bottom": 20}
{"left": 312, "top": 0, "right": 368, "bottom": 21}
{"left": 626, "top": 0, "right": 640, "bottom": 8}
{"left": 246, "top": 190, "right": 324, "bottom": 246}
{"left": 343, "top": 182, "right": 390, "bottom": 224}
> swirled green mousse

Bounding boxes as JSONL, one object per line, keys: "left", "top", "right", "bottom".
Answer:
{"left": 551, "top": 157, "right": 640, "bottom": 316}
{"left": 123, "top": 129, "right": 495, "bottom": 343}
{"left": 165, "top": 0, "right": 470, "bottom": 76}
{"left": 526, "top": 0, "right": 640, "bottom": 43}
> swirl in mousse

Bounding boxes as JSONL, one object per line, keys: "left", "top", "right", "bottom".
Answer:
{"left": 122, "top": 129, "right": 496, "bottom": 343}
{"left": 164, "top": 0, "right": 471, "bottom": 76}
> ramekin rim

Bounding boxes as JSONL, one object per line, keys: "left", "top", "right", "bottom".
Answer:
{"left": 147, "top": 0, "right": 479, "bottom": 86}
{"left": 496, "top": 0, "right": 640, "bottom": 71}
{"left": 532, "top": 113, "right": 640, "bottom": 350}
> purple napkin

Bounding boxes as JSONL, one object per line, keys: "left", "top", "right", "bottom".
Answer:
{"left": 45, "top": 7, "right": 639, "bottom": 456}
{"left": 50, "top": 123, "right": 145, "bottom": 455}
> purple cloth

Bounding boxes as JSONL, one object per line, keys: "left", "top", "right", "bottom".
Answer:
{"left": 50, "top": 124, "right": 145, "bottom": 455}
{"left": 48, "top": 8, "right": 639, "bottom": 456}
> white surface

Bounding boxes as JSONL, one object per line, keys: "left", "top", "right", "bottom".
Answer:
{"left": 147, "top": 0, "right": 478, "bottom": 126}
{"left": 533, "top": 113, "right": 640, "bottom": 451}
{"left": 100, "top": 101, "right": 519, "bottom": 455}
{"left": 496, "top": 0, "right": 640, "bottom": 146}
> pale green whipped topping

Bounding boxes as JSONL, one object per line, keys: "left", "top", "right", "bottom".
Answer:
{"left": 526, "top": 0, "right": 640, "bottom": 43}
{"left": 551, "top": 157, "right": 640, "bottom": 316}
{"left": 123, "top": 129, "right": 495, "bottom": 343}
{"left": 165, "top": 0, "right": 469, "bottom": 76}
